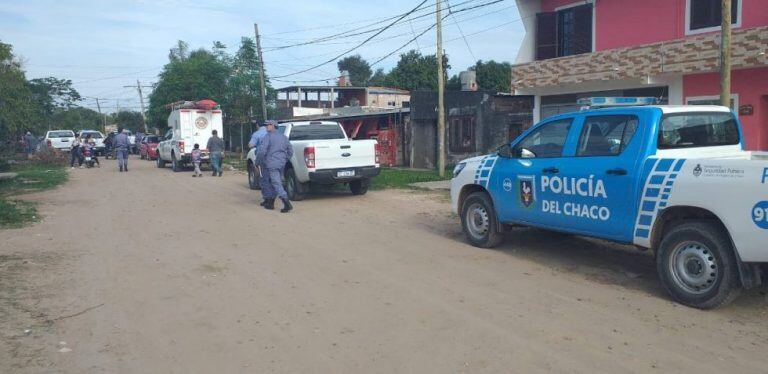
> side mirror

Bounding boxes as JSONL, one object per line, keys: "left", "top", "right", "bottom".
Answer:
{"left": 497, "top": 144, "right": 514, "bottom": 158}
{"left": 520, "top": 148, "right": 536, "bottom": 159}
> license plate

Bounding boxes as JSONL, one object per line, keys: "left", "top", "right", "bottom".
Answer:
{"left": 337, "top": 170, "right": 355, "bottom": 178}
{"left": 85, "top": 157, "right": 92, "bottom": 161}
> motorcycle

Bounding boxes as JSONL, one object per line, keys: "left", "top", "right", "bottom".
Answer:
{"left": 83, "top": 147, "right": 97, "bottom": 168}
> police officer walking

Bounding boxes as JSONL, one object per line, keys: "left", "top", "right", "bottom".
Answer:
{"left": 114, "top": 127, "right": 131, "bottom": 172}
{"left": 255, "top": 120, "right": 294, "bottom": 213}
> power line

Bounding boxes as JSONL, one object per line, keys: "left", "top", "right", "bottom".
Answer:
{"left": 271, "top": 0, "right": 430, "bottom": 79}
{"left": 446, "top": 0, "right": 477, "bottom": 61}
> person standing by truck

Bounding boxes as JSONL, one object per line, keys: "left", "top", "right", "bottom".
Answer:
{"left": 206, "top": 129, "right": 225, "bottom": 177}
{"left": 114, "top": 127, "right": 131, "bottom": 172}
{"left": 255, "top": 120, "right": 293, "bottom": 213}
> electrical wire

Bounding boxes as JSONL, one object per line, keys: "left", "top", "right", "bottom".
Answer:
{"left": 446, "top": 0, "right": 477, "bottom": 62}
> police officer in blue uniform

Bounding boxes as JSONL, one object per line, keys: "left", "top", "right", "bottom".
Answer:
{"left": 255, "top": 120, "right": 294, "bottom": 213}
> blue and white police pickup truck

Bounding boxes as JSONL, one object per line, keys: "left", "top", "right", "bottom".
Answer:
{"left": 450, "top": 103, "right": 768, "bottom": 309}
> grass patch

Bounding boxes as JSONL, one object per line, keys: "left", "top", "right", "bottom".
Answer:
{"left": 222, "top": 155, "right": 246, "bottom": 171}
{"left": 0, "top": 161, "right": 67, "bottom": 229}
{"left": 370, "top": 168, "right": 450, "bottom": 190}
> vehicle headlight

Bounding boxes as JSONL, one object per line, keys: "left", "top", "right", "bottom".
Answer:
{"left": 452, "top": 162, "right": 466, "bottom": 178}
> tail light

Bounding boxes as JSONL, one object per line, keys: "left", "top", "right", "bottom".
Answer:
{"left": 178, "top": 140, "right": 185, "bottom": 153}
{"left": 47, "top": 140, "right": 52, "bottom": 147}
{"left": 374, "top": 143, "right": 381, "bottom": 165}
{"left": 304, "top": 147, "right": 316, "bottom": 169}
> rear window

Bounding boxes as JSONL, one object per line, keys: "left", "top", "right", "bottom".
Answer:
{"left": 288, "top": 124, "right": 346, "bottom": 141}
{"left": 145, "top": 135, "right": 159, "bottom": 143}
{"left": 659, "top": 112, "right": 740, "bottom": 149}
{"left": 48, "top": 131, "right": 74, "bottom": 138}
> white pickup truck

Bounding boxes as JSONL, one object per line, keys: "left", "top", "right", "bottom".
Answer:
{"left": 44, "top": 130, "right": 76, "bottom": 151}
{"left": 451, "top": 104, "right": 768, "bottom": 309}
{"left": 157, "top": 106, "right": 223, "bottom": 172}
{"left": 246, "top": 121, "right": 380, "bottom": 200}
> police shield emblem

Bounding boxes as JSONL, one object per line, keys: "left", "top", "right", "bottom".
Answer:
{"left": 518, "top": 176, "right": 536, "bottom": 208}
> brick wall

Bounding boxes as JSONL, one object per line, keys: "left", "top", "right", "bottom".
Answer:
{"left": 511, "top": 26, "right": 768, "bottom": 90}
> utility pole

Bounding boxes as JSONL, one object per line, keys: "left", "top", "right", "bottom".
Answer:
{"left": 720, "top": 0, "right": 732, "bottom": 108}
{"left": 255, "top": 23, "right": 269, "bottom": 122}
{"left": 124, "top": 80, "right": 153, "bottom": 132}
{"left": 95, "top": 98, "right": 106, "bottom": 133}
{"left": 436, "top": 0, "right": 446, "bottom": 177}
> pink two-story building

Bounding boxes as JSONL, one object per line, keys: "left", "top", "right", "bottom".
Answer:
{"left": 511, "top": 0, "right": 768, "bottom": 150}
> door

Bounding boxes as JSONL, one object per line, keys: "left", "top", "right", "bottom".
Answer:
{"left": 555, "top": 114, "right": 644, "bottom": 241}
{"left": 492, "top": 118, "right": 578, "bottom": 226}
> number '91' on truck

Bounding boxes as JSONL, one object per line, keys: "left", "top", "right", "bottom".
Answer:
{"left": 450, "top": 104, "right": 768, "bottom": 309}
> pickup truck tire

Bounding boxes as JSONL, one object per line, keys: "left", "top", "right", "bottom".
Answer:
{"left": 656, "top": 221, "right": 741, "bottom": 309}
{"left": 171, "top": 153, "right": 181, "bottom": 172}
{"left": 247, "top": 163, "right": 260, "bottom": 190}
{"left": 285, "top": 168, "right": 307, "bottom": 201}
{"left": 461, "top": 192, "right": 504, "bottom": 248}
{"left": 349, "top": 179, "right": 369, "bottom": 195}
{"left": 156, "top": 155, "right": 166, "bottom": 168}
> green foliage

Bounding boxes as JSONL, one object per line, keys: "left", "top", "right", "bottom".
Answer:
{"left": 446, "top": 74, "right": 462, "bottom": 91}
{"left": 0, "top": 200, "right": 37, "bottom": 228}
{"left": 370, "top": 168, "right": 450, "bottom": 190}
{"left": 27, "top": 77, "right": 82, "bottom": 118}
{"left": 368, "top": 68, "right": 387, "bottom": 86}
{"left": 472, "top": 60, "right": 512, "bottom": 92}
{"left": 51, "top": 107, "right": 102, "bottom": 132}
{"left": 383, "top": 50, "right": 450, "bottom": 92}
{"left": 148, "top": 39, "right": 274, "bottom": 129}
{"left": 0, "top": 41, "right": 41, "bottom": 144}
{"left": 337, "top": 55, "right": 372, "bottom": 86}
{"left": 113, "top": 111, "right": 145, "bottom": 133}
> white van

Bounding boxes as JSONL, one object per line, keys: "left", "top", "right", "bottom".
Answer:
{"left": 157, "top": 107, "right": 224, "bottom": 172}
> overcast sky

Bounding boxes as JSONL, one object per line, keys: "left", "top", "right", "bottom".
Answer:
{"left": 0, "top": 0, "right": 525, "bottom": 114}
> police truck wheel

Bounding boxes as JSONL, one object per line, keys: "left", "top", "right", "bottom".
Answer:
{"left": 171, "top": 153, "right": 181, "bottom": 172}
{"left": 461, "top": 192, "right": 504, "bottom": 248}
{"left": 156, "top": 155, "right": 165, "bottom": 168}
{"left": 285, "top": 168, "right": 306, "bottom": 201}
{"left": 656, "top": 221, "right": 741, "bottom": 309}
{"left": 247, "top": 163, "right": 260, "bottom": 190}
{"left": 349, "top": 179, "right": 369, "bottom": 195}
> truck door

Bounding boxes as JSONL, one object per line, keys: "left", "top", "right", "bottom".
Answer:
{"left": 555, "top": 114, "right": 644, "bottom": 241}
{"left": 492, "top": 117, "right": 577, "bottom": 226}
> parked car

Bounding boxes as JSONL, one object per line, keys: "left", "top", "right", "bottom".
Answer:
{"left": 450, "top": 102, "right": 768, "bottom": 309}
{"left": 79, "top": 130, "right": 106, "bottom": 156}
{"left": 44, "top": 130, "right": 76, "bottom": 152}
{"left": 140, "top": 135, "right": 160, "bottom": 160}
{"left": 246, "top": 121, "right": 380, "bottom": 200}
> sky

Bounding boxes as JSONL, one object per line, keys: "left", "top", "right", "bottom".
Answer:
{"left": 0, "top": 0, "right": 526, "bottom": 114}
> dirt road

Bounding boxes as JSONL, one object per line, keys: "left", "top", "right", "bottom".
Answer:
{"left": 2, "top": 158, "right": 767, "bottom": 373}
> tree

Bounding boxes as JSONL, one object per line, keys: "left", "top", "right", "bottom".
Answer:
{"left": 337, "top": 55, "right": 372, "bottom": 86}
{"left": 446, "top": 74, "right": 461, "bottom": 91}
{"left": 383, "top": 50, "right": 449, "bottom": 92}
{"left": 27, "top": 77, "right": 82, "bottom": 119}
{"left": 472, "top": 60, "right": 512, "bottom": 92}
{"left": 113, "top": 111, "right": 145, "bottom": 133}
{"left": 168, "top": 40, "right": 189, "bottom": 62}
{"left": 0, "top": 41, "right": 41, "bottom": 145}
{"left": 148, "top": 43, "right": 231, "bottom": 129}
{"left": 368, "top": 68, "right": 387, "bottom": 87}
{"left": 227, "top": 37, "right": 274, "bottom": 124}
{"left": 51, "top": 107, "right": 102, "bottom": 132}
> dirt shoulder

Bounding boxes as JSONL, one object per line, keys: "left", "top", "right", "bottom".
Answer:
{"left": 1, "top": 158, "right": 767, "bottom": 373}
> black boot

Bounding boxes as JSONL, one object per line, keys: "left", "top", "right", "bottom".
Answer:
{"left": 280, "top": 198, "right": 293, "bottom": 213}
{"left": 263, "top": 198, "right": 275, "bottom": 210}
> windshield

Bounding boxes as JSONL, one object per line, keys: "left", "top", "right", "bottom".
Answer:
{"left": 146, "top": 135, "right": 159, "bottom": 143}
{"left": 288, "top": 124, "right": 346, "bottom": 141}
{"left": 82, "top": 132, "right": 103, "bottom": 139}
{"left": 659, "top": 112, "right": 740, "bottom": 149}
{"left": 48, "top": 131, "right": 74, "bottom": 138}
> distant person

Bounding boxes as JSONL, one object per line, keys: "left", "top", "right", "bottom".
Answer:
{"left": 23, "top": 131, "right": 36, "bottom": 156}
{"left": 83, "top": 133, "right": 100, "bottom": 167}
{"left": 191, "top": 144, "right": 203, "bottom": 177}
{"left": 134, "top": 131, "right": 144, "bottom": 154}
{"left": 255, "top": 120, "right": 293, "bottom": 213}
{"left": 206, "top": 129, "right": 225, "bottom": 177}
{"left": 70, "top": 135, "right": 84, "bottom": 169}
{"left": 114, "top": 127, "right": 131, "bottom": 172}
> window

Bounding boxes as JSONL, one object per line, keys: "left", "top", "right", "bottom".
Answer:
{"left": 577, "top": 115, "right": 639, "bottom": 156}
{"left": 687, "top": 0, "right": 740, "bottom": 34}
{"left": 449, "top": 116, "right": 475, "bottom": 152}
{"left": 514, "top": 119, "right": 572, "bottom": 158}
{"left": 145, "top": 135, "right": 159, "bottom": 144}
{"left": 658, "top": 112, "right": 740, "bottom": 149}
{"left": 288, "top": 124, "right": 346, "bottom": 140}
{"left": 48, "top": 131, "right": 74, "bottom": 138}
{"left": 536, "top": 4, "right": 592, "bottom": 60}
